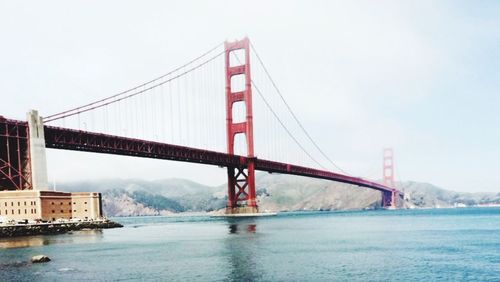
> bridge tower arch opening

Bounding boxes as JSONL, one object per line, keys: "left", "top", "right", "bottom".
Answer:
{"left": 224, "top": 37, "right": 258, "bottom": 214}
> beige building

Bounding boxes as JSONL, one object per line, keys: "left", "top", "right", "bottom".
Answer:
{"left": 0, "top": 190, "right": 102, "bottom": 223}
{"left": 71, "top": 192, "right": 102, "bottom": 221}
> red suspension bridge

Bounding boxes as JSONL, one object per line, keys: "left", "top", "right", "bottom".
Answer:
{"left": 0, "top": 38, "right": 403, "bottom": 213}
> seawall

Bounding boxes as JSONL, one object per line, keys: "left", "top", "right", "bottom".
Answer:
{"left": 0, "top": 221, "right": 123, "bottom": 238}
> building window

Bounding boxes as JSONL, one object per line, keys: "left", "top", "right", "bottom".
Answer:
{"left": 84, "top": 202, "right": 87, "bottom": 205}
{"left": 18, "top": 209, "right": 20, "bottom": 214}
{"left": 52, "top": 210, "right": 55, "bottom": 213}
{"left": 11, "top": 202, "right": 13, "bottom": 206}
{"left": 25, "top": 209, "right": 27, "bottom": 214}
{"left": 51, "top": 202, "right": 54, "bottom": 205}
{"left": 84, "top": 209, "right": 88, "bottom": 212}
{"left": 34, "top": 209, "right": 36, "bottom": 213}
{"left": 12, "top": 209, "right": 14, "bottom": 214}
{"left": 5, "top": 210, "right": 8, "bottom": 215}
{"left": 24, "top": 201, "right": 26, "bottom": 206}
{"left": 18, "top": 202, "right": 20, "bottom": 206}
{"left": 73, "top": 210, "right": 77, "bottom": 212}
{"left": 31, "top": 209, "right": 33, "bottom": 214}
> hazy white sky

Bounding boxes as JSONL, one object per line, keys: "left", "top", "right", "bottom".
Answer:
{"left": 1, "top": 0, "right": 499, "bottom": 192}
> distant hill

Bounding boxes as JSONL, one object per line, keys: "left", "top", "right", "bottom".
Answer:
{"left": 399, "top": 181, "right": 500, "bottom": 208}
{"left": 59, "top": 178, "right": 226, "bottom": 216}
{"left": 58, "top": 175, "right": 500, "bottom": 217}
{"left": 255, "top": 173, "right": 382, "bottom": 211}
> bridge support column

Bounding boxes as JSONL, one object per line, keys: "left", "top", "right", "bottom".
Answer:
{"left": 382, "top": 190, "right": 398, "bottom": 209}
{"left": 226, "top": 163, "right": 258, "bottom": 214}
{"left": 27, "top": 110, "right": 49, "bottom": 190}
{"left": 224, "top": 38, "right": 258, "bottom": 214}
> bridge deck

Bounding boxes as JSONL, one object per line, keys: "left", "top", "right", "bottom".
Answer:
{"left": 43, "top": 125, "right": 402, "bottom": 196}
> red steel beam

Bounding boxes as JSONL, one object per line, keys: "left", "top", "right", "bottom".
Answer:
{"left": 0, "top": 118, "right": 31, "bottom": 190}
{"left": 43, "top": 125, "right": 402, "bottom": 196}
{"left": 44, "top": 126, "right": 246, "bottom": 168}
{"left": 254, "top": 159, "right": 403, "bottom": 196}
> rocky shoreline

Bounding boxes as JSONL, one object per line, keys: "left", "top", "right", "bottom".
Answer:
{"left": 0, "top": 221, "right": 123, "bottom": 238}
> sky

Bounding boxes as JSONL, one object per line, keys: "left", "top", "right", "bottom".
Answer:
{"left": 0, "top": 0, "right": 499, "bottom": 192}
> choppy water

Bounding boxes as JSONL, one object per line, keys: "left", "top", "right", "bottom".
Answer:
{"left": 0, "top": 208, "right": 499, "bottom": 281}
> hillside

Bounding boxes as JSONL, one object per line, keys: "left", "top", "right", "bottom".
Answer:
{"left": 399, "top": 181, "right": 500, "bottom": 208}
{"left": 60, "top": 178, "right": 225, "bottom": 216}
{"left": 58, "top": 175, "right": 500, "bottom": 217}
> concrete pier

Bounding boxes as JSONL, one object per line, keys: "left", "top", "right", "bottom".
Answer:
{"left": 27, "top": 110, "right": 49, "bottom": 191}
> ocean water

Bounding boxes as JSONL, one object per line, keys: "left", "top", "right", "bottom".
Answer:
{"left": 0, "top": 207, "right": 499, "bottom": 281}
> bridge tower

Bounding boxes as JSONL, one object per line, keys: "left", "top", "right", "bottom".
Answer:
{"left": 382, "top": 148, "right": 397, "bottom": 208}
{"left": 224, "top": 38, "right": 258, "bottom": 214}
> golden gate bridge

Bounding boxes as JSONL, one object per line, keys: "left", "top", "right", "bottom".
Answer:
{"left": 0, "top": 38, "right": 403, "bottom": 214}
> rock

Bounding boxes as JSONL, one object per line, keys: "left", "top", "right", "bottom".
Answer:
{"left": 31, "top": 255, "right": 51, "bottom": 263}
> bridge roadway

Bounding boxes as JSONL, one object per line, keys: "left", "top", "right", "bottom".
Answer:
{"left": 43, "top": 125, "right": 402, "bottom": 196}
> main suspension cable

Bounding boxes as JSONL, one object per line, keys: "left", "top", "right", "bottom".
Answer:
{"left": 231, "top": 52, "right": 327, "bottom": 169}
{"left": 250, "top": 42, "right": 350, "bottom": 175}
{"left": 45, "top": 41, "right": 224, "bottom": 121}
{"left": 252, "top": 82, "right": 327, "bottom": 170}
{"left": 45, "top": 50, "right": 224, "bottom": 122}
